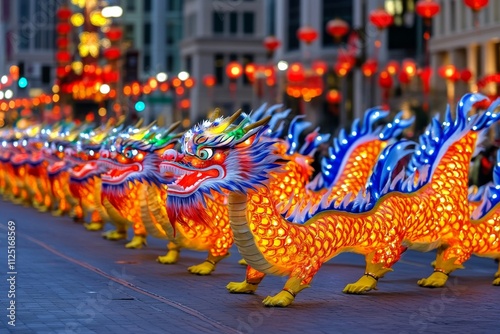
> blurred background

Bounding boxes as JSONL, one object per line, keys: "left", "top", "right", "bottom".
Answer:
{"left": 0, "top": 0, "right": 498, "bottom": 138}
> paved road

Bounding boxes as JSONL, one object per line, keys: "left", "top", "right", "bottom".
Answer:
{"left": 0, "top": 199, "right": 499, "bottom": 334}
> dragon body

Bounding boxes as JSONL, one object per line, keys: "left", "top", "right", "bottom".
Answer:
{"left": 161, "top": 93, "right": 499, "bottom": 306}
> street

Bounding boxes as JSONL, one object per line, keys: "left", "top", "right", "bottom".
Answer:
{"left": 0, "top": 199, "right": 499, "bottom": 334}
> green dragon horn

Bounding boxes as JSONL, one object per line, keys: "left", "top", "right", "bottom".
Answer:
{"left": 243, "top": 115, "right": 272, "bottom": 133}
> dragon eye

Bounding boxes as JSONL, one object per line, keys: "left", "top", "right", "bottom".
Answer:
{"left": 124, "top": 150, "right": 134, "bottom": 159}
{"left": 198, "top": 148, "right": 213, "bottom": 160}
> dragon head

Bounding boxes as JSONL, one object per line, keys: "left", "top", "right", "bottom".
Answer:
{"left": 160, "top": 111, "right": 280, "bottom": 204}
{"left": 101, "top": 121, "right": 181, "bottom": 196}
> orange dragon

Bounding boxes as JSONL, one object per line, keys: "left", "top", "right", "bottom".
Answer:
{"left": 160, "top": 93, "right": 499, "bottom": 306}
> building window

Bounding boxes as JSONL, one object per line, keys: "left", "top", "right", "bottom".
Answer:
{"left": 287, "top": 0, "right": 300, "bottom": 51}
{"left": 144, "top": 54, "right": 151, "bottom": 72}
{"left": 144, "top": 23, "right": 151, "bottom": 45}
{"left": 126, "top": 0, "right": 135, "bottom": 11}
{"left": 166, "top": 23, "right": 175, "bottom": 45}
{"left": 229, "top": 12, "right": 238, "bottom": 34}
{"left": 41, "top": 65, "right": 51, "bottom": 84}
{"left": 125, "top": 24, "right": 134, "bottom": 42}
{"left": 168, "top": 0, "right": 182, "bottom": 11}
{"left": 214, "top": 54, "right": 224, "bottom": 85}
{"left": 186, "top": 14, "right": 197, "bottom": 38}
{"left": 185, "top": 55, "right": 192, "bottom": 73}
{"left": 144, "top": 0, "right": 151, "bottom": 12}
{"left": 322, "top": 0, "right": 352, "bottom": 47}
{"left": 243, "top": 12, "right": 255, "bottom": 34}
{"left": 166, "top": 55, "right": 174, "bottom": 72}
{"left": 213, "top": 12, "right": 225, "bottom": 34}
{"left": 267, "top": 0, "right": 276, "bottom": 35}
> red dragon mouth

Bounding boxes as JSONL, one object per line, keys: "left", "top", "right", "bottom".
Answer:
{"left": 100, "top": 160, "right": 142, "bottom": 184}
{"left": 159, "top": 162, "right": 223, "bottom": 195}
{"left": 71, "top": 162, "right": 98, "bottom": 179}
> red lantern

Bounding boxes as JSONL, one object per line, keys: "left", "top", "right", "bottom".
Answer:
{"left": 419, "top": 67, "right": 433, "bottom": 93}
{"left": 226, "top": 61, "right": 243, "bottom": 80}
{"left": 438, "top": 65, "right": 458, "bottom": 80}
{"left": 105, "top": 27, "right": 123, "bottom": 42}
{"left": 56, "top": 22, "right": 72, "bottom": 35}
{"left": 263, "top": 36, "right": 281, "bottom": 52}
{"left": 56, "top": 66, "right": 68, "bottom": 78}
{"left": 203, "top": 74, "right": 216, "bottom": 87}
{"left": 326, "top": 18, "right": 350, "bottom": 40}
{"left": 56, "top": 51, "right": 71, "bottom": 63}
{"left": 402, "top": 59, "right": 417, "bottom": 77}
{"left": 56, "top": 38, "right": 69, "bottom": 49}
{"left": 297, "top": 26, "right": 318, "bottom": 44}
{"left": 378, "top": 70, "right": 393, "bottom": 89}
{"left": 362, "top": 59, "right": 378, "bottom": 77}
{"left": 334, "top": 62, "right": 351, "bottom": 77}
{"left": 287, "top": 63, "right": 305, "bottom": 82}
{"left": 312, "top": 60, "right": 328, "bottom": 76}
{"left": 244, "top": 63, "right": 256, "bottom": 82}
{"left": 398, "top": 71, "right": 411, "bottom": 84}
{"left": 369, "top": 8, "right": 393, "bottom": 30}
{"left": 415, "top": 0, "right": 441, "bottom": 19}
{"left": 326, "top": 89, "right": 342, "bottom": 104}
{"left": 460, "top": 69, "right": 473, "bottom": 82}
{"left": 56, "top": 7, "right": 72, "bottom": 21}
{"left": 464, "top": 0, "right": 489, "bottom": 11}
{"left": 103, "top": 47, "right": 121, "bottom": 61}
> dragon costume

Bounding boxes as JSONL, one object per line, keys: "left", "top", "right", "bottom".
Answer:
{"left": 160, "top": 93, "right": 499, "bottom": 306}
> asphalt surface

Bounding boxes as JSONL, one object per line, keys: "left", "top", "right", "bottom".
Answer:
{"left": 0, "top": 198, "right": 499, "bottom": 334}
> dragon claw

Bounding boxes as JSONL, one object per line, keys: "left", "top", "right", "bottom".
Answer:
{"left": 188, "top": 261, "right": 215, "bottom": 275}
{"left": 238, "top": 258, "right": 248, "bottom": 266}
{"left": 125, "top": 235, "right": 147, "bottom": 249}
{"left": 262, "top": 291, "right": 294, "bottom": 307}
{"left": 157, "top": 250, "right": 180, "bottom": 264}
{"left": 84, "top": 222, "right": 104, "bottom": 231}
{"left": 102, "top": 230, "right": 127, "bottom": 241}
{"left": 492, "top": 277, "right": 500, "bottom": 286}
{"left": 343, "top": 275, "right": 378, "bottom": 294}
{"left": 226, "top": 281, "right": 258, "bottom": 294}
{"left": 417, "top": 272, "right": 449, "bottom": 288}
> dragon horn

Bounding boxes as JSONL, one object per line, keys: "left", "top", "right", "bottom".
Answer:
{"left": 209, "top": 109, "right": 221, "bottom": 122}
{"left": 116, "top": 115, "right": 126, "bottom": 127}
{"left": 143, "top": 120, "right": 157, "bottom": 132}
{"left": 210, "top": 109, "right": 243, "bottom": 134}
{"left": 244, "top": 115, "right": 272, "bottom": 133}
{"left": 165, "top": 121, "right": 181, "bottom": 134}
{"left": 134, "top": 118, "right": 144, "bottom": 128}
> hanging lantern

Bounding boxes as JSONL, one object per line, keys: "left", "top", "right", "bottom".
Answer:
{"left": 460, "top": 69, "right": 473, "bottom": 82}
{"left": 386, "top": 60, "right": 400, "bottom": 75}
{"left": 56, "top": 22, "right": 72, "bottom": 35}
{"left": 312, "top": 60, "right": 328, "bottom": 76}
{"left": 326, "top": 89, "right": 342, "bottom": 104}
{"left": 326, "top": 18, "right": 350, "bottom": 41}
{"left": 56, "top": 7, "right": 73, "bottom": 21}
{"left": 244, "top": 63, "right": 256, "bottom": 82}
{"left": 402, "top": 59, "right": 417, "bottom": 77}
{"left": 56, "top": 37, "right": 69, "bottom": 49}
{"left": 105, "top": 27, "right": 123, "bottom": 42}
{"left": 56, "top": 66, "right": 68, "bottom": 78}
{"left": 334, "top": 62, "right": 351, "bottom": 77}
{"left": 369, "top": 8, "right": 393, "bottom": 30}
{"left": 362, "top": 59, "right": 378, "bottom": 77}
{"left": 103, "top": 47, "right": 121, "bottom": 61}
{"left": 287, "top": 63, "right": 305, "bottom": 82}
{"left": 226, "top": 61, "right": 243, "bottom": 80}
{"left": 297, "top": 26, "right": 318, "bottom": 44}
{"left": 464, "top": 0, "right": 489, "bottom": 11}
{"left": 203, "top": 74, "right": 216, "bottom": 87}
{"left": 438, "top": 65, "right": 458, "bottom": 80}
{"left": 378, "top": 70, "right": 393, "bottom": 89}
{"left": 419, "top": 67, "right": 433, "bottom": 93}
{"left": 263, "top": 36, "right": 281, "bottom": 53}
{"left": 56, "top": 50, "right": 72, "bottom": 63}
{"left": 415, "top": 0, "right": 441, "bottom": 19}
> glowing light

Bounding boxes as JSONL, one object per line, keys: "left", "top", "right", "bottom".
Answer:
{"left": 99, "top": 84, "right": 111, "bottom": 94}
{"left": 178, "top": 71, "right": 190, "bottom": 81}
{"left": 101, "top": 6, "right": 123, "bottom": 18}
{"left": 4, "top": 89, "right": 13, "bottom": 99}
{"left": 156, "top": 72, "right": 168, "bottom": 82}
{"left": 277, "top": 60, "right": 289, "bottom": 71}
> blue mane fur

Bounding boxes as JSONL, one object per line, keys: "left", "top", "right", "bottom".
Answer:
{"left": 471, "top": 150, "right": 500, "bottom": 219}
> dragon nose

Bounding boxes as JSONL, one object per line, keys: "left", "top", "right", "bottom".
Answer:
{"left": 100, "top": 150, "right": 110, "bottom": 159}
{"left": 162, "top": 149, "right": 184, "bottom": 162}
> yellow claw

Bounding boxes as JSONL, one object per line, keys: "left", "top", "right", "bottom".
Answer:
{"left": 226, "top": 281, "right": 258, "bottom": 294}
{"left": 262, "top": 291, "right": 295, "bottom": 307}
{"left": 85, "top": 222, "right": 104, "bottom": 231}
{"left": 102, "top": 230, "right": 127, "bottom": 241}
{"left": 125, "top": 235, "right": 147, "bottom": 249}
{"left": 417, "top": 272, "right": 449, "bottom": 288}
{"left": 188, "top": 261, "right": 215, "bottom": 275}
{"left": 492, "top": 277, "right": 500, "bottom": 286}
{"left": 343, "top": 275, "right": 378, "bottom": 294}
{"left": 157, "top": 250, "right": 180, "bottom": 264}
{"left": 238, "top": 258, "right": 248, "bottom": 266}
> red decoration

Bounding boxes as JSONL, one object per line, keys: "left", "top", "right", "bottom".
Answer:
{"left": 297, "top": 26, "right": 318, "bottom": 44}
{"left": 105, "top": 27, "right": 123, "bottom": 42}
{"left": 369, "top": 8, "right": 393, "bottom": 30}
{"left": 287, "top": 63, "right": 305, "bottom": 82}
{"left": 263, "top": 36, "right": 281, "bottom": 52}
{"left": 460, "top": 69, "right": 473, "bottom": 82}
{"left": 56, "top": 38, "right": 69, "bottom": 49}
{"left": 473, "top": 97, "right": 492, "bottom": 110}
{"left": 464, "top": 0, "right": 489, "bottom": 11}
{"left": 398, "top": 71, "right": 411, "bottom": 84}
{"left": 203, "top": 74, "right": 216, "bottom": 87}
{"left": 56, "top": 66, "right": 68, "bottom": 78}
{"left": 419, "top": 67, "right": 433, "bottom": 93}
{"left": 326, "top": 19, "right": 349, "bottom": 40}
{"left": 56, "top": 51, "right": 71, "bottom": 63}
{"left": 56, "top": 7, "right": 72, "bottom": 21}
{"left": 415, "top": 0, "right": 441, "bottom": 19}
{"left": 378, "top": 70, "right": 393, "bottom": 89}
{"left": 56, "top": 23, "right": 72, "bottom": 35}
{"left": 312, "top": 60, "right": 328, "bottom": 76}
{"left": 476, "top": 73, "right": 500, "bottom": 89}
{"left": 361, "top": 59, "right": 378, "bottom": 77}
{"left": 402, "top": 59, "right": 417, "bottom": 77}
{"left": 103, "top": 47, "right": 121, "bottom": 61}
{"left": 334, "top": 62, "right": 351, "bottom": 77}
{"left": 438, "top": 65, "right": 458, "bottom": 80}
{"left": 226, "top": 61, "right": 243, "bottom": 80}
{"left": 386, "top": 60, "right": 400, "bottom": 75}
{"left": 244, "top": 63, "right": 256, "bottom": 82}
{"left": 326, "top": 89, "right": 342, "bottom": 104}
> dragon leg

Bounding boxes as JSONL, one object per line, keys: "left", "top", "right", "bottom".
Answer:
{"left": 418, "top": 245, "right": 467, "bottom": 288}
{"left": 157, "top": 242, "right": 181, "bottom": 264}
{"left": 125, "top": 235, "right": 147, "bottom": 249}
{"left": 343, "top": 251, "right": 394, "bottom": 294}
{"left": 84, "top": 211, "right": 104, "bottom": 231}
{"left": 227, "top": 266, "right": 265, "bottom": 294}
{"left": 188, "top": 251, "right": 230, "bottom": 275}
{"left": 493, "top": 259, "right": 500, "bottom": 286}
{"left": 262, "top": 275, "right": 311, "bottom": 307}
